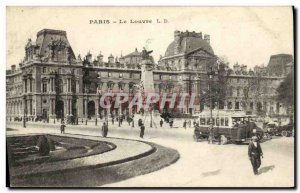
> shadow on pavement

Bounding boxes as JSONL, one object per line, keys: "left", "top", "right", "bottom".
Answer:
{"left": 259, "top": 165, "right": 275, "bottom": 175}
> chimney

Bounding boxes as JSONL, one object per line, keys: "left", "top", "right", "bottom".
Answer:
{"left": 174, "top": 30, "right": 181, "bottom": 55}
{"left": 108, "top": 54, "right": 114, "bottom": 63}
{"left": 86, "top": 51, "right": 92, "bottom": 63}
{"left": 11, "top": 65, "right": 16, "bottom": 72}
{"left": 204, "top": 34, "right": 210, "bottom": 45}
{"left": 97, "top": 52, "right": 103, "bottom": 64}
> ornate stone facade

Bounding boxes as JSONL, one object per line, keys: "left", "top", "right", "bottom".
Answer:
{"left": 6, "top": 29, "right": 293, "bottom": 121}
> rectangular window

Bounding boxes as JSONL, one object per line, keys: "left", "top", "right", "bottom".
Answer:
{"left": 42, "top": 82, "right": 47, "bottom": 93}
{"left": 108, "top": 72, "right": 111, "bottom": 77}
{"left": 206, "top": 118, "right": 210, "bottom": 125}
{"left": 216, "top": 118, "right": 220, "bottom": 126}
{"left": 119, "top": 73, "right": 123, "bottom": 78}
{"left": 220, "top": 118, "right": 224, "bottom": 126}
{"left": 212, "top": 118, "right": 215, "bottom": 126}
{"left": 200, "top": 118, "right": 205, "bottom": 125}
{"left": 225, "top": 118, "right": 229, "bottom": 126}
{"left": 159, "top": 75, "right": 162, "bottom": 80}
{"left": 129, "top": 73, "right": 133, "bottom": 78}
{"left": 43, "top": 67, "right": 47, "bottom": 73}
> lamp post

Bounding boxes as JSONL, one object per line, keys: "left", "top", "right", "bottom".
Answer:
{"left": 207, "top": 67, "right": 215, "bottom": 144}
{"left": 23, "top": 95, "right": 27, "bottom": 128}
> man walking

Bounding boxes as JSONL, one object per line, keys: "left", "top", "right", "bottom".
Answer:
{"left": 60, "top": 121, "right": 66, "bottom": 134}
{"left": 140, "top": 123, "right": 145, "bottom": 138}
{"left": 183, "top": 120, "right": 187, "bottom": 129}
{"left": 102, "top": 122, "right": 108, "bottom": 137}
{"left": 248, "top": 136, "right": 263, "bottom": 175}
{"left": 160, "top": 119, "right": 163, "bottom": 128}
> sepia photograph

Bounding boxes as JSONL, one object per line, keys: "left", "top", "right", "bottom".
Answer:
{"left": 5, "top": 6, "right": 295, "bottom": 188}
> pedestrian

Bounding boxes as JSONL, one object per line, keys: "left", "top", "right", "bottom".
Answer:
{"left": 140, "top": 123, "right": 145, "bottom": 138}
{"left": 189, "top": 120, "right": 192, "bottom": 128}
{"left": 60, "top": 121, "right": 66, "bottom": 134}
{"left": 102, "top": 122, "right": 108, "bottom": 137}
{"left": 138, "top": 118, "right": 143, "bottom": 127}
{"left": 112, "top": 117, "right": 114, "bottom": 125}
{"left": 170, "top": 120, "right": 173, "bottom": 128}
{"left": 248, "top": 136, "right": 263, "bottom": 175}
{"left": 183, "top": 120, "right": 187, "bottom": 129}
{"left": 160, "top": 119, "right": 163, "bottom": 127}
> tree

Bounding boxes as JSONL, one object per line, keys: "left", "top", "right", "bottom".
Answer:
{"left": 277, "top": 72, "right": 294, "bottom": 110}
{"left": 240, "top": 74, "right": 264, "bottom": 114}
{"left": 200, "top": 59, "right": 230, "bottom": 110}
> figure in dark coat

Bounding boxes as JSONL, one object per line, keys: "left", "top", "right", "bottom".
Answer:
{"left": 60, "top": 121, "right": 66, "bottom": 134}
{"left": 138, "top": 118, "right": 143, "bottom": 127}
{"left": 183, "top": 120, "right": 187, "bottom": 129}
{"left": 248, "top": 136, "right": 263, "bottom": 175}
{"left": 102, "top": 122, "right": 108, "bottom": 137}
{"left": 160, "top": 119, "right": 163, "bottom": 127}
{"left": 140, "top": 123, "right": 145, "bottom": 138}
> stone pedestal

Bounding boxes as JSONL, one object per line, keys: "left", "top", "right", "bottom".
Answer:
{"left": 141, "top": 59, "right": 155, "bottom": 94}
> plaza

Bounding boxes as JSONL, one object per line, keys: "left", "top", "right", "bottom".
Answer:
{"left": 7, "top": 120, "right": 294, "bottom": 187}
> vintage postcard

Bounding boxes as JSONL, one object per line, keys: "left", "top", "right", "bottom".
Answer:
{"left": 6, "top": 6, "right": 295, "bottom": 188}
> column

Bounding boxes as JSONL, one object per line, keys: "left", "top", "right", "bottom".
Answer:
{"left": 69, "top": 99, "right": 73, "bottom": 116}
{"left": 96, "top": 98, "right": 100, "bottom": 117}
{"left": 53, "top": 99, "right": 56, "bottom": 116}
{"left": 66, "top": 99, "right": 70, "bottom": 115}
{"left": 63, "top": 99, "right": 68, "bottom": 117}
{"left": 49, "top": 99, "right": 53, "bottom": 115}
{"left": 24, "top": 79, "right": 27, "bottom": 93}
{"left": 23, "top": 99, "right": 27, "bottom": 116}
{"left": 52, "top": 77, "right": 54, "bottom": 92}
{"left": 29, "top": 78, "right": 32, "bottom": 92}
{"left": 29, "top": 99, "right": 32, "bottom": 115}
{"left": 76, "top": 80, "right": 79, "bottom": 93}
{"left": 67, "top": 78, "right": 71, "bottom": 93}
{"left": 84, "top": 99, "right": 88, "bottom": 118}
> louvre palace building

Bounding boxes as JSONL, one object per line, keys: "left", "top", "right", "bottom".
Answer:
{"left": 6, "top": 29, "right": 294, "bottom": 121}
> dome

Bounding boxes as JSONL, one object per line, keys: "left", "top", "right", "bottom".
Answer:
{"left": 165, "top": 36, "right": 214, "bottom": 57}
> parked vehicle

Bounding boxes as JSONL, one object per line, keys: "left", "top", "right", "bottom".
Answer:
{"left": 193, "top": 110, "right": 264, "bottom": 144}
{"left": 274, "top": 123, "right": 294, "bottom": 137}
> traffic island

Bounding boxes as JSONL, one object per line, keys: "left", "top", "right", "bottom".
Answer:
{"left": 7, "top": 133, "right": 179, "bottom": 187}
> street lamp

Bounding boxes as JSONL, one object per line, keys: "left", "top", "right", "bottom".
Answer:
{"left": 207, "top": 66, "right": 215, "bottom": 144}
{"left": 23, "top": 95, "right": 27, "bottom": 128}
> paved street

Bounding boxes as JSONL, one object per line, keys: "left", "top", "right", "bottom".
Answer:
{"left": 7, "top": 121, "right": 295, "bottom": 187}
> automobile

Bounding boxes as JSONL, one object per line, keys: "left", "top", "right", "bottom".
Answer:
{"left": 264, "top": 123, "right": 277, "bottom": 136}
{"left": 275, "top": 123, "right": 294, "bottom": 137}
{"left": 193, "top": 110, "right": 264, "bottom": 144}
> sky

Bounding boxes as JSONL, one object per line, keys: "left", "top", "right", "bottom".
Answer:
{"left": 6, "top": 6, "right": 294, "bottom": 69}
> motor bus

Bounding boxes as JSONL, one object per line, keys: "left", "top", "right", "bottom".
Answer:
{"left": 193, "top": 110, "right": 264, "bottom": 144}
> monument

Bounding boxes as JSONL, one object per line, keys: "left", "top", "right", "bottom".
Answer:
{"left": 140, "top": 48, "right": 156, "bottom": 127}
{"left": 140, "top": 48, "right": 155, "bottom": 94}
